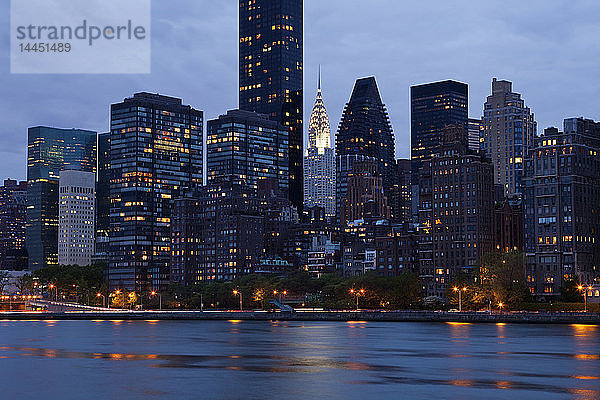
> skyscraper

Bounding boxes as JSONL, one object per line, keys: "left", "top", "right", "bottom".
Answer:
{"left": 58, "top": 170, "right": 95, "bottom": 266}
{"left": 26, "top": 126, "right": 97, "bottom": 270}
{"left": 411, "top": 80, "right": 468, "bottom": 168}
{"left": 108, "top": 93, "right": 203, "bottom": 292}
{"left": 95, "top": 132, "right": 110, "bottom": 262}
{"left": 468, "top": 118, "right": 483, "bottom": 153}
{"left": 239, "top": 0, "right": 303, "bottom": 209}
{"left": 207, "top": 110, "right": 289, "bottom": 196}
{"left": 336, "top": 77, "right": 395, "bottom": 222}
{"left": 523, "top": 118, "right": 600, "bottom": 300}
{"left": 482, "top": 78, "right": 536, "bottom": 199}
{"left": 0, "top": 179, "right": 27, "bottom": 270}
{"left": 304, "top": 72, "right": 335, "bottom": 218}
{"left": 418, "top": 125, "right": 494, "bottom": 297}
{"left": 342, "top": 159, "right": 390, "bottom": 223}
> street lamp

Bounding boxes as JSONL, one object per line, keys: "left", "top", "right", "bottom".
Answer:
{"left": 350, "top": 288, "right": 365, "bottom": 310}
{"left": 233, "top": 289, "right": 243, "bottom": 311}
{"left": 453, "top": 287, "right": 468, "bottom": 312}
{"left": 48, "top": 284, "right": 57, "bottom": 301}
{"left": 128, "top": 292, "right": 135, "bottom": 310}
{"left": 150, "top": 291, "right": 162, "bottom": 310}
{"left": 96, "top": 293, "right": 106, "bottom": 308}
{"left": 498, "top": 302, "right": 504, "bottom": 313}
{"left": 578, "top": 285, "right": 593, "bottom": 312}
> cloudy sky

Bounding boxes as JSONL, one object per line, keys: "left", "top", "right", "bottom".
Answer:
{"left": 1, "top": 0, "right": 599, "bottom": 181}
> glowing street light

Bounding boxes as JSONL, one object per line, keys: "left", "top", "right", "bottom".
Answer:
{"left": 350, "top": 288, "right": 365, "bottom": 310}
{"left": 96, "top": 293, "right": 106, "bottom": 308}
{"left": 453, "top": 287, "right": 468, "bottom": 312}
{"left": 150, "top": 291, "right": 162, "bottom": 310}
{"left": 498, "top": 302, "right": 504, "bottom": 313}
{"left": 233, "top": 289, "right": 243, "bottom": 311}
{"left": 578, "top": 285, "right": 593, "bottom": 312}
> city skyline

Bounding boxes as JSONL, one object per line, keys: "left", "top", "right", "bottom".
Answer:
{"left": 2, "top": 0, "right": 600, "bottom": 181}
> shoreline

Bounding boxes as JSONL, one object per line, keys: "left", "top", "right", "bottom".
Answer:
{"left": 1, "top": 310, "right": 599, "bottom": 324}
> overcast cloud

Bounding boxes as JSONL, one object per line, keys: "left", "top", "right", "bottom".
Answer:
{"left": 1, "top": 0, "right": 599, "bottom": 181}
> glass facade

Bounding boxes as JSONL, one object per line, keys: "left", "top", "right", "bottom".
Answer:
{"left": 0, "top": 179, "right": 28, "bottom": 270}
{"left": 26, "top": 126, "right": 97, "bottom": 270}
{"left": 108, "top": 93, "right": 203, "bottom": 292}
{"left": 207, "top": 110, "right": 289, "bottom": 195}
{"left": 239, "top": 0, "right": 303, "bottom": 209}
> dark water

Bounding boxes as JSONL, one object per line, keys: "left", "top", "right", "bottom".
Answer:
{"left": 1, "top": 320, "right": 599, "bottom": 399}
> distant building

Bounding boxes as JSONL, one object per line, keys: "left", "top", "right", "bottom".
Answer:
{"left": 239, "top": 0, "right": 303, "bottom": 210}
{"left": 171, "top": 178, "right": 264, "bottom": 284}
{"left": 493, "top": 200, "right": 523, "bottom": 252}
{"left": 306, "top": 235, "right": 340, "bottom": 277}
{"left": 342, "top": 159, "right": 391, "bottom": 224}
{"left": 468, "top": 118, "right": 483, "bottom": 153}
{"left": 58, "top": 170, "right": 95, "bottom": 266}
{"left": 418, "top": 124, "right": 494, "bottom": 297}
{"left": 375, "top": 225, "right": 419, "bottom": 277}
{"left": 0, "top": 179, "right": 28, "bottom": 270}
{"left": 481, "top": 78, "right": 536, "bottom": 199}
{"left": 336, "top": 77, "right": 395, "bottom": 221}
{"left": 26, "top": 126, "right": 97, "bottom": 270}
{"left": 207, "top": 110, "right": 289, "bottom": 197}
{"left": 95, "top": 132, "right": 110, "bottom": 262}
{"left": 523, "top": 118, "right": 600, "bottom": 300}
{"left": 390, "top": 159, "right": 413, "bottom": 224}
{"left": 304, "top": 74, "right": 335, "bottom": 218}
{"left": 108, "top": 93, "right": 203, "bottom": 292}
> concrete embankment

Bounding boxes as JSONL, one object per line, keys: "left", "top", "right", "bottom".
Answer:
{"left": 1, "top": 310, "right": 599, "bottom": 324}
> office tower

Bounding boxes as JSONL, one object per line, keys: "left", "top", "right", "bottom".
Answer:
{"left": 95, "top": 133, "right": 110, "bottom": 262}
{"left": 304, "top": 74, "right": 335, "bottom": 218}
{"left": 493, "top": 200, "right": 523, "bottom": 252}
{"left": 0, "top": 179, "right": 28, "bottom": 270}
{"left": 468, "top": 118, "right": 483, "bottom": 153}
{"left": 26, "top": 127, "right": 97, "bottom": 270}
{"left": 390, "top": 159, "right": 412, "bottom": 224}
{"left": 336, "top": 77, "right": 395, "bottom": 221}
{"left": 239, "top": 0, "right": 303, "bottom": 209}
{"left": 207, "top": 110, "right": 289, "bottom": 195}
{"left": 58, "top": 170, "right": 95, "bottom": 266}
{"left": 481, "top": 78, "right": 536, "bottom": 199}
{"left": 342, "top": 159, "right": 390, "bottom": 224}
{"left": 108, "top": 93, "right": 203, "bottom": 292}
{"left": 523, "top": 118, "right": 600, "bottom": 299}
{"left": 411, "top": 80, "right": 468, "bottom": 169}
{"left": 171, "top": 178, "right": 264, "bottom": 284}
{"left": 418, "top": 125, "right": 494, "bottom": 297}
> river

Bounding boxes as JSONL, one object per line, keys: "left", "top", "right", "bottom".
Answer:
{"left": 1, "top": 320, "right": 599, "bottom": 399}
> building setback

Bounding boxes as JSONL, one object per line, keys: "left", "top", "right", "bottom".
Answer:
{"left": 523, "top": 118, "right": 600, "bottom": 299}
{"left": 481, "top": 78, "right": 536, "bottom": 199}
{"left": 207, "top": 110, "right": 289, "bottom": 196}
{"left": 171, "top": 178, "right": 264, "bottom": 284}
{"left": 26, "top": 127, "right": 97, "bottom": 270}
{"left": 418, "top": 125, "right": 494, "bottom": 297}
{"left": 58, "top": 170, "right": 95, "bottom": 266}
{"left": 0, "top": 179, "right": 28, "bottom": 270}
{"left": 239, "top": 0, "right": 303, "bottom": 210}
{"left": 336, "top": 77, "right": 395, "bottom": 222}
{"left": 304, "top": 74, "right": 335, "bottom": 218}
{"left": 108, "top": 93, "right": 203, "bottom": 292}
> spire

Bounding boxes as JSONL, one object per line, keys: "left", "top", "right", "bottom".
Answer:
{"left": 308, "top": 67, "right": 331, "bottom": 149}
{"left": 318, "top": 65, "right": 322, "bottom": 91}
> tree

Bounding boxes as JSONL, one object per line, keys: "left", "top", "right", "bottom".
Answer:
{"left": 0, "top": 270, "right": 9, "bottom": 294}
{"left": 476, "top": 251, "right": 529, "bottom": 309}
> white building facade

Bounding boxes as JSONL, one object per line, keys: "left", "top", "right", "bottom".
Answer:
{"left": 304, "top": 72, "right": 336, "bottom": 218}
{"left": 58, "top": 170, "right": 96, "bottom": 266}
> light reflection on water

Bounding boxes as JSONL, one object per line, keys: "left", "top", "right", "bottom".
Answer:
{"left": 0, "top": 320, "right": 599, "bottom": 400}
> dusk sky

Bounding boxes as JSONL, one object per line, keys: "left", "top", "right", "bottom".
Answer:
{"left": 1, "top": 0, "right": 599, "bottom": 182}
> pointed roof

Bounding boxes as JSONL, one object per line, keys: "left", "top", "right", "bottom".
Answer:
{"left": 349, "top": 76, "right": 383, "bottom": 104}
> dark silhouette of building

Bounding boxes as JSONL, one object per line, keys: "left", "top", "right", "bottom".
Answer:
{"left": 108, "top": 93, "right": 203, "bottom": 292}
{"left": 207, "top": 110, "right": 289, "bottom": 197}
{"left": 375, "top": 225, "right": 419, "bottom": 277}
{"left": 239, "top": 0, "right": 303, "bottom": 210}
{"left": 418, "top": 124, "right": 494, "bottom": 297}
{"left": 26, "top": 127, "right": 97, "bottom": 270}
{"left": 95, "top": 132, "right": 110, "bottom": 263}
{"left": 411, "top": 80, "right": 468, "bottom": 176}
{"left": 336, "top": 77, "right": 395, "bottom": 221}
{"left": 171, "top": 178, "right": 264, "bottom": 284}
{"left": 493, "top": 200, "right": 523, "bottom": 252}
{"left": 342, "top": 159, "right": 390, "bottom": 224}
{"left": 390, "top": 159, "right": 413, "bottom": 224}
{"left": 0, "top": 179, "right": 28, "bottom": 270}
{"left": 523, "top": 118, "right": 600, "bottom": 300}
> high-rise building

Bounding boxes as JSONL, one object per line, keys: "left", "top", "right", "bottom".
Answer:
{"left": 171, "top": 178, "right": 264, "bottom": 284}
{"left": 108, "top": 93, "right": 203, "bottom": 292}
{"left": 239, "top": 0, "right": 303, "bottom": 210}
{"left": 26, "top": 127, "right": 97, "bottom": 270}
{"left": 95, "top": 132, "right": 110, "bottom": 262}
{"left": 411, "top": 80, "right": 468, "bottom": 167}
{"left": 342, "top": 159, "right": 390, "bottom": 224}
{"left": 207, "top": 110, "right": 289, "bottom": 195}
{"left": 468, "top": 118, "right": 483, "bottom": 153}
{"left": 493, "top": 200, "right": 523, "bottom": 253}
{"left": 418, "top": 125, "right": 494, "bottom": 297}
{"left": 58, "top": 170, "right": 95, "bottom": 266}
{"left": 523, "top": 118, "right": 600, "bottom": 300}
{"left": 304, "top": 73, "right": 335, "bottom": 218}
{"left": 0, "top": 179, "right": 28, "bottom": 270}
{"left": 336, "top": 77, "right": 395, "bottom": 221}
{"left": 390, "top": 159, "right": 413, "bottom": 224}
{"left": 481, "top": 78, "right": 536, "bottom": 199}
